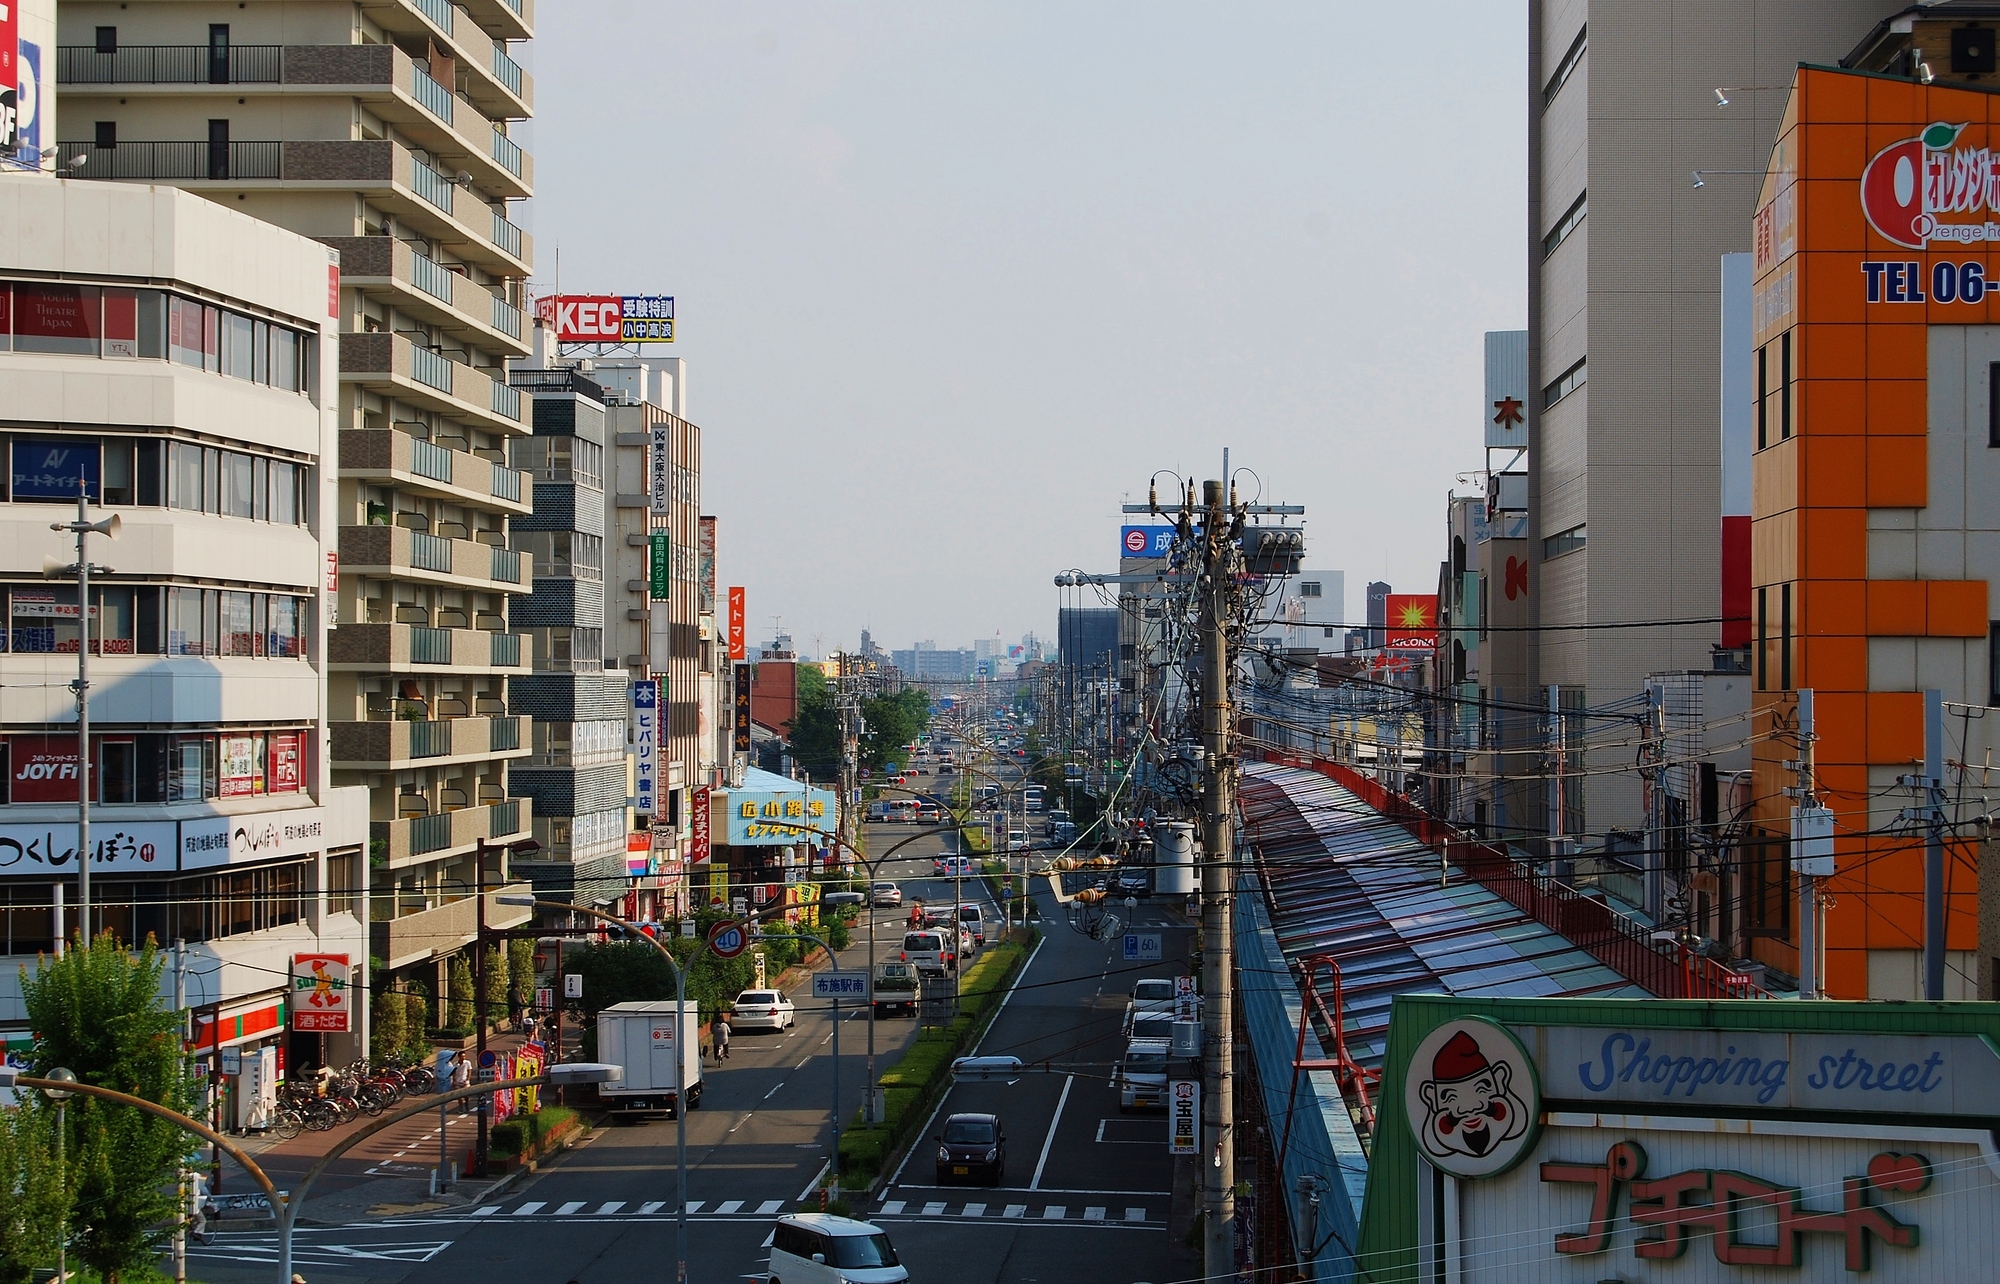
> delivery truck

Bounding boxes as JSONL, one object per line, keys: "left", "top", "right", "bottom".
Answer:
{"left": 595, "top": 1000, "right": 704, "bottom": 1121}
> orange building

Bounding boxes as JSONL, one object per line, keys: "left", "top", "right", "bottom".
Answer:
{"left": 1748, "top": 55, "right": 2000, "bottom": 999}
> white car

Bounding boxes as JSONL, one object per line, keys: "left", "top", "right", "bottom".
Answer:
{"left": 768, "top": 1213, "right": 907, "bottom": 1283}
{"left": 872, "top": 881, "right": 904, "bottom": 907}
{"left": 730, "top": 989, "right": 796, "bottom": 1032}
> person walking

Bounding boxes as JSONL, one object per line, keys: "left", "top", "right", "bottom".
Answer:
{"left": 713, "top": 1013, "right": 731, "bottom": 1061}
{"left": 450, "top": 1051, "right": 471, "bottom": 1112}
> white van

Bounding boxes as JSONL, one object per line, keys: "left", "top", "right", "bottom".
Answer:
{"left": 767, "top": 1213, "right": 907, "bottom": 1283}
{"left": 957, "top": 902, "right": 987, "bottom": 946}
{"left": 900, "top": 929, "right": 957, "bottom": 973}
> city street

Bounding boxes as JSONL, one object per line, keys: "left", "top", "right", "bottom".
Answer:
{"left": 182, "top": 809, "right": 1196, "bottom": 1284}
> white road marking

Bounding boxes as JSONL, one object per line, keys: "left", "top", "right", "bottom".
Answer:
{"left": 470, "top": 1206, "right": 500, "bottom": 1217}
{"left": 1043, "top": 1205, "right": 1067, "bottom": 1220}
{"left": 716, "top": 1200, "right": 744, "bottom": 1215}
{"left": 555, "top": 1202, "right": 585, "bottom": 1215}
{"left": 685, "top": 1201, "right": 705, "bottom": 1214}
{"left": 1003, "top": 1204, "right": 1027, "bottom": 1218}
{"left": 797, "top": 1159, "right": 831, "bottom": 1203}
{"left": 1125, "top": 1207, "right": 1146, "bottom": 1223}
{"left": 760, "top": 1229, "right": 776, "bottom": 1248}
{"left": 1085, "top": 1206, "right": 1106, "bottom": 1221}
{"left": 1030, "top": 1075, "right": 1074, "bottom": 1191}
{"left": 763, "top": 1080, "right": 786, "bottom": 1100}
{"left": 510, "top": 1202, "right": 544, "bottom": 1216}
{"left": 756, "top": 1199, "right": 783, "bottom": 1215}
{"left": 963, "top": 1203, "right": 987, "bottom": 1217}
{"left": 880, "top": 1200, "right": 907, "bottom": 1215}
{"left": 594, "top": 1201, "right": 624, "bottom": 1215}
{"left": 922, "top": 1201, "right": 947, "bottom": 1216}
{"left": 637, "top": 1201, "right": 666, "bottom": 1215}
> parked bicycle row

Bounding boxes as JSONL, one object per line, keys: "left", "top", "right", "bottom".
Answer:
{"left": 255, "top": 1055, "right": 441, "bottom": 1139}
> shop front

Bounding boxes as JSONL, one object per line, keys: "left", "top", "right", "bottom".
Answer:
{"left": 1353, "top": 995, "right": 2000, "bottom": 1281}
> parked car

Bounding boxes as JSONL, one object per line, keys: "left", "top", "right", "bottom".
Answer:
{"left": 872, "top": 881, "right": 904, "bottom": 907}
{"left": 1118, "top": 1036, "right": 1172, "bottom": 1111}
{"left": 767, "top": 1213, "right": 907, "bottom": 1283}
{"left": 731, "top": 989, "right": 796, "bottom": 1032}
{"left": 872, "top": 962, "right": 920, "bottom": 1018}
{"left": 1131, "top": 978, "right": 1178, "bottom": 1016}
{"left": 1127, "top": 1010, "right": 1176, "bottom": 1042}
{"left": 901, "top": 929, "right": 956, "bottom": 973}
{"left": 934, "top": 1112, "right": 1007, "bottom": 1185}
{"left": 1116, "top": 868, "right": 1150, "bottom": 897}
{"left": 957, "top": 902, "right": 987, "bottom": 946}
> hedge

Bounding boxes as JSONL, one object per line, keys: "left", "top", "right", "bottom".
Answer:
{"left": 489, "top": 1104, "right": 579, "bottom": 1159}
{"left": 835, "top": 935, "right": 1034, "bottom": 1184}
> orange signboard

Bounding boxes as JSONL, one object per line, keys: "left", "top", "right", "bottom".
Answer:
{"left": 727, "top": 586, "right": 746, "bottom": 661}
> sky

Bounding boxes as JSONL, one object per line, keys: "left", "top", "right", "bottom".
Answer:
{"left": 532, "top": 3, "right": 1527, "bottom": 657}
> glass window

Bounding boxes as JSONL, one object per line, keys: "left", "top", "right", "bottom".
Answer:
{"left": 220, "top": 591, "right": 256, "bottom": 656}
{"left": 137, "top": 290, "right": 166, "bottom": 359}
{"left": 169, "top": 296, "right": 205, "bottom": 367}
{"left": 171, "top": 735, "right": 214, "bottom": 801}
{"left": 269, "top": 595, "right": 302, "bottom": 658}
{"left": 221, "top": 312, "right": 255, "bottom": 379}
{"left": 169, "top": 441, "right": 203, "bottom": 511}
{"left": 99, "top": 740, "right": 137, "bottom": 804}
{"left": 102, "top": 439, "right": 135, "bottom": 505}
{"left": 101, "top": 288, "right": 139, "bottom": 358}
{"left": 168, "top": 587, "right": 204, "bottom": 655}
{"left": 12, "top": 285, "right": 102, "bottom": 355}
{"left": 272, "top": 460, "right": 298, "bottom": 525}
{"left": 0, "top": 284, "right": 10, "bottom": 351}
{"left": 10, "top": 586, "right": 76, "bottom": 653}
{"left": 203, "top": 306, "right": 220, "bottom": 373}
{"left": 252, "top": 455, "right": 268, "bottom": 521}
{"left": 252, "top": 319, "right": 269, "bottom": 385}
{"left": 203, "top": 447, "right": 221, "bottom": 515}
{"left": 11, "top": 437, "right": 101, "bottom": 502}
{"left": 94, "top": 587, "right": 134, "bottom": 655}
{"left": 225, "top": 452, "right": 254, "bottom": 518}
{"left": 272, "top": 327, "right": 299, "bottom": 391}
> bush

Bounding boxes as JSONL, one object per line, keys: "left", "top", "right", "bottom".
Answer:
{"left": 489, "top": 1106, "right": 579, "bottom": 1160}
{"left": 371, "top": 987, "right": 408, "bottom": 1063}
{"left": 482, "top": 945, "right": 508, "bottom": 1032}
{"left": 447, "top": 955, "right": 475, "bottom": 1030}
{"left": 403, "top": 987, "right": 432, "bottom": 1058}
{"left": 509, "top": 937, "right": 536, "bottom": 1013}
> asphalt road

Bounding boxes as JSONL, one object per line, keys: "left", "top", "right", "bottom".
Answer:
{"left": 183, "top": 790, "right": 1197, "bottom": 1284}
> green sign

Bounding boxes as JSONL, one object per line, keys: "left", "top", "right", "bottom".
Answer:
{"left": 649, "top": 531, "right": 670, "bottom": 600}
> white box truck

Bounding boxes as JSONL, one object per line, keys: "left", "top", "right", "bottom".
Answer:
{"left": 595, "top": 1000, "right": 704, "bottom": 1120}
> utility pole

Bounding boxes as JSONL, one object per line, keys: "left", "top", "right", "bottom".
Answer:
{"left": 51, "top": 491, "right": 119, "bottom": 941}
{"left": 1923, "top": 688, "right": 1947, "bottom": 999}
{"left": 1196, "top": 477, "right": 1237, "bottom": 1283}
{"left": 173, "top": 940, "right": 188, "bottom": 1284}
{"left": 1790, "top": 689, "right": 1831, "bottom": 1000}
{"left": 1642, "top": 683, "right": 1665, "bottom": 922}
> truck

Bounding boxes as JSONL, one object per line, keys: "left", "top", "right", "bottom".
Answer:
{"left": 594, "top": 1000, "right": 705, "bottom": 1121}
{"left": 873, "top": 961, "right": 921, "bottom": 1017}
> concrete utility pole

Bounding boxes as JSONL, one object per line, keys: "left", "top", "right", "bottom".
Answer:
{"left": 1197, "top": 477, "right": 1237, "bottom": 1282}
{"left": 1924, "top": 688, "right": 1947, "bottom": 999}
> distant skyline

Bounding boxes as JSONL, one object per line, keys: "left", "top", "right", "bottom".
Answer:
{"left": 534, "top": 3, "right": 1526, "bottom": 644}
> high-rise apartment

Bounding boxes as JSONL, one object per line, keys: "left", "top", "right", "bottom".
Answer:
{"left": 1526, "top": 1, "right": 1905, "bottom": 840}
{"left": 54, "top": 0, "right": 542, "bottom": 998}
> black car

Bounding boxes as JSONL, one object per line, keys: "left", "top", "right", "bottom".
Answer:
{"left": 935, "top": 1112, "right": 1006, "bottom": 1185}
{"left": 1116, "top": 868, "right": 1150, "bottom": 897}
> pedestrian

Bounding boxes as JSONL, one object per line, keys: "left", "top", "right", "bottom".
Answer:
{"left": 450, "top": 1052, "right": 471, "bottom": 1112}
{"left": 713, "top": 1014, "right": 731, "bottom": 1061}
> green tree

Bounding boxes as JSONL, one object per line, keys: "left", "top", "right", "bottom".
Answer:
{"left": 20, "top": 934, "right": 190, "bottom": 1284}
{"left": 508, "top": 938, "right": 536, "bottom": 1016}
{"left": 404, "top": 985, "right": 432, "bottom": 1047}
{"left": 861, "top": 688, "right": 931, "bottom": 773}
{"left": 446, "top": 955, "right": 476, "bottom": 1031}
{"left": 0, "top": 1093, "right": 69, "bottom": 1284}
{"left": 787, "top": 664, "right": 841, "bottom": 781}
{"left": 371, "top": 986, "right": 408, "bottom": 1063}
{"left": 481, "top": 946, "right": 509, "bottom": 1032}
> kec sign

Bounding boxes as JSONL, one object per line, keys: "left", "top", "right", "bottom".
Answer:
{"left": 540, "top": 294, "right": 676, "bottom": 343}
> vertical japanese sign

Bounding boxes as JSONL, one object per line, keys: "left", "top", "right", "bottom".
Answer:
{"left": 649, "top": 531, "right": 671, "bottom": 600}
{"left": 633, "top": 679, "right": 659, "bottom": 817}
{"left": 1169, "top": 1079, "right": 1199, "bottom": 1155}
{"left": 698, "top": 517, "right": 716, "bottom": 615}
{"left": 727, "top": 587, "right": 746, "bottom": 660}
{"left": 690, "top": 786, "right": 711, "bottom": 864}
{"left": 650, "top": 421, "right": 671, "bottom": 513}
{"left": 732, "top": 663, "right": 752, "bottom": 753}
{"left": 290, "top": 954, "right": 352, "bottom": 1032}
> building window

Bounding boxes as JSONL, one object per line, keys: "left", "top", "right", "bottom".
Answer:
{"left": 1543, "top": 357, "right": 1586, "bottom": 409}
{"left": 1757, "top": 587, "right": 1769, "bottom": 690}
{"left": 1542, "top": 25, "right": 1586, "bottom": 107}
{"left": 1780, "top": 331, "right": 1792, "bottom": 440}
{"left": 93, "top": 121, "right": 116, "bottom": 151}
{"left": 1542, "top": 190, "right": 1586, "bottom": 259}
{"left": 0, "top": 278, "right": 309, "bottom": 390}
{"left": 1988, "top": 365, "right": 2000, "bottom": 447}
{"left": 1757, "top": 344, "right": 1769, "bottom": 449}
{"left": 1743, "top": 829, "right": 1791, "bottom": 937}
{"left": 1542, "top": 523, "right": 1586, "bottom": 559}
{"left": 1299, "top": 582, "right": 1321, "bottom": 598}
{"left": 94, "top": 27, "right": 117, "bottom": 54}
{"left": 1780, "top": 582, "right": 1793, "bottom": 689}
{"left": 1990, "top": 624, "right": 2000, "bottom": 703}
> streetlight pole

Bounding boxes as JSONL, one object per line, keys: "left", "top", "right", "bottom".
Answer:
{"left": 472, "top": 836, "right": 540, "bottom": 1178}
{"left": 49, "top": 492, "right": 118, "bottom": 941}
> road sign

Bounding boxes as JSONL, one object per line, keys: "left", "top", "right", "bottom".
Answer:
{"left": 1122, "top": 932, "right": 1162, "bottom": 962}
{"left": 709, "top": 919, "right": 749, "bottom": 959}
{"left": 812, "top": 972, "right": 869, "bottom": 1001}
{"left": 564, "top": 973, "right": 583, "bottom": 999}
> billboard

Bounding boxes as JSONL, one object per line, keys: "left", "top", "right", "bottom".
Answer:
{"left": 1384, "top": 594, "right": 1439, "bottom": 651}
{"left": 649, "top": 531, "right": 671, "bottom": 600}
{"left": 650, "top": 422, "right": 671, "bottom": 513}
{"left": 698, "top": 517, "right": 716, "bottom": 615}
{"left": 727, "top": 786, "right": 837, "bottom": 846}
{"left": 1120, "top": 525, "right": 1175, "bottom": 559}
{"left": 732, "top": 663, "right": 752, "bottom": 753}
{"left": 290, "top": 954, "right": 352, "bottom": 1033}
{"left": 690, "top": 786, "right": 711, "bottom": 864}
{"left": 1484, "top": 330, "right": 1528, "bottom": 449}
{"left": 538, "top": 294, "right": 675, "bottom": 343}
{"left": 7, "top": 734, "right": 81, "bottom": 802}
{"left": 727, "top": 586, "right": 745, "bottom": 660}
{"left": 633, "top": 679, "right": 660, "bottom": 817}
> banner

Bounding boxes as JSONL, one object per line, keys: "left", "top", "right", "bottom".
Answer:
{"left": 1170, "top": 1079, "right": 1200, "bottom": 1155}
{"left": 727, "top": 587, "right": 745, "bottom": 660}
{"left": 633, "top": 679, "right": 659, "bottom": 816}
{"left": 649, "top": 531, "right": 671, "bottom": 600}
{"left": 290, "top": 954, "right": 352, "bottom": 1032}
{"left": 732, "top": 664, "right": 752, "bottom": 753}
{"left": 650, "top": 422, "right": 671, "bottom": 513}
{"left": 698, "top": 518, "right": 716, "bottom": 615}
{"left": 1384, "top": 594, "right": 1439, "bottom": 651}
{"left": 690, "top": 786, "right": 711, "bottom": 864}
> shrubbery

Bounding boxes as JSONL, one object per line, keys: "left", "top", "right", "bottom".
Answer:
{"left": 489, "top": 1105, "right": 580, "bottom": 1159}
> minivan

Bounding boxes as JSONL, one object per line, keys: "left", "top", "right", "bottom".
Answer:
{"left": 1119, "top": 1036, "right": 1172, "bottom": 1111}
{"left": 901, "top": 929, "right": 956, "bottom": 973}
{"left": 957, "top": 902, "right": 986, "bottom": 945}
{"left": 767, "top": 1213, "right": 907, "bottom": 1283}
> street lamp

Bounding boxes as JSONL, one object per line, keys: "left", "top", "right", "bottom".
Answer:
{"left": 473, "top": 834, "right": 541, "bottom": 1179}
{"left": 41, "top": 1067, "right": 76, "bottom": 1284}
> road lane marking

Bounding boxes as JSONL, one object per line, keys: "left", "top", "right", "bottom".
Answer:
{"left": 798, "top": 1159, "right": 830, "bottom": 1202}
{"left": 685, "top": 1201, "right": 705, "bottom": 1214}
{"left": 880, "top": 1200, "right": 907, "bottom": 1215}
{"left": 1125, "top": 1207, "right": 1146, "bottom": 1223}
{"left": 637, "top": 1201, "right": 666, "bottom": 1215}
{"left": 1085, "top": 1206, "right": 1106, "bottom": 1221}
{"left": 594, "top": 1201, "right": 624, "bottom": 1215}
{"left": 763, "top": 1081, "right": 786, "bottom": 1100}
{"left": 510, "top": 1202, "right": 544, "bottom": 1216}
{"left": 716, "top": 1200, "right": 744, "bottom": 1215}
{"left": 755, "top": 1199, "right": 783, "bottom": 1215}
{"left": 1003, "top": 1204, "right": 1027, "bottom": 1218}
{"left": 963, "top": 1203, "right": 987, "bottom": 1217}
{"left": 761, "top": 1229, "right": 776, "bottom": 1248}
{"left": 922, "top": 1201, "right": 946, "bottom": 1216}
{"left": 1043, "top": 1205, "right": 1067, "bottom": 1220}
{"left": 795, "top": 1056, "right": 810, "bottom": 1068}
{"left": 1030, "top": 1075, "right": 1074, "bottom": 1191}
{"left": 470, "top": 1206, "right": 500, "bottom": 1217}
{"left": 555, "top": 1202, "right": 585, "bottom": 1215}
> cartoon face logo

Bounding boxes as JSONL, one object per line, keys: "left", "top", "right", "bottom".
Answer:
{"left": 1404, "top": 1018, "right": 1541, "bottom": 1178}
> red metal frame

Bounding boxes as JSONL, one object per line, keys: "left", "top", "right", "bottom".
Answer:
{"left": 1277, "top": 953, "right": 1380, "bottom": 1175}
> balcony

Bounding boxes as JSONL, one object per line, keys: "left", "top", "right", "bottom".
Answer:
{"left": 328, "top": 621, "right": 531, "bottom": 674}
{"left": 339, "top": 523, "right": 529, "bottom": 593}
{"left": 58, "top": 44, "right": 282, "bottom": 83}
{"left": 330, "top": 714, "right": 532, "bottom": 770}
{"left": 372, "top": 879, "right": 533, "bottom": 972}
{"left": 339, "top": 332, "right": 525, "bottom": 434}
{"left": 359, "top": 0, "right": 533, "bottom": 110}
{"left": 371, "top": 797, "right": 533, "bottom": 869}
{"left": 339, "top": 426, "right": 532, "bottom": 513}
{"left": 56, "top": 139, "right": 281, "bottom": 180}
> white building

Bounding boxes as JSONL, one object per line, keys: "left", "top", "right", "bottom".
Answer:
{"left": 0, "top": 175, "right": 369, "bottom": 1118}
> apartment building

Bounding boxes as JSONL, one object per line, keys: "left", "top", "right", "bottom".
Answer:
{"left": 0, "top": 176, "right": 369, "bottom": 1116}
{"left": 54, "top": 0, "right": 543, "bottom": 997}
{"left": 1526, "top": 1, "right": 1904, "bottom": 842}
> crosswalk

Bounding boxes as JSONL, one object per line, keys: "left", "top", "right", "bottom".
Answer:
{"left": 459, "top": 1196, "right": 1157, "bottom": 1226}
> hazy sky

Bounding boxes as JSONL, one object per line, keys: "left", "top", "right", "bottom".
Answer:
{"left": 533, "top": 3, "right": 1527, "bottom": 656}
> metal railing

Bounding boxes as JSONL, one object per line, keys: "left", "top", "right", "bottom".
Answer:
{"left": 411, "top": 156, "right": 455, "bottom": 213}
{"left": 412, "top": 64, "right": 455, "bottom": 123}
{"left": 490, "top": 462, "right": 523, "bottom": 502}
{"left": 491, "top": 798, "right": 521, "bottom": 836}
{"left": 411, "top": 0, "right": 456, "bottom": 36}
{"left": 491, "top": 209, "right": 523, "bottom": 258}
{"left": 490, "top": 545, "right": 522, "bottom": 584}
{"left": 410, "top": 345, "right": 453, "bottom": 393}
{"left": 409, "top": 719, "right": 452, "bottom": 759}
{"left": 410, "top": 531, "right": 454, "bottom": 573}
{"left": 490, "top": 631, "right": 522, "bottom": 667}
{"left": 59, "top": 140, "right": 281, "bottom": 180}
{"left": 410, "top": 250, "right": 454, "bottom": 303}
{"left": 491, "top": 42, "right": 524, "bottom": 96}
{"left": 492, "top": 295, "right": 523, "bottom": 339}
{"left": 409, "top": 436, "right": 455, "bottom": 483}
{"left": 58, "top": 44, "right": 280, "bottom": 84}
{"left": 489, "top": 716, "right": 522, "bottom": 752}
{"left": 410, "top": 811, "right": 454, "bottom": 855}
{"left": 490, "top": 379, "right": 521, "bottom": 420}
{"left": 490, "top": 127, "right": 523, "bottom": 177}
{"left": 410, "top": 626, "right": 453, "bottom": 665}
